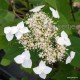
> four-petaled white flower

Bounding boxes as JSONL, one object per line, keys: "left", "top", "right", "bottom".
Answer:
{"left": 14, "top": 50, "right": 32, "bottom": 68}
{"left": 14, "top": 21, "right": 30, "bottom": 39}
{"left": 66, "top": 51, "right": 75, "bottom": 64}
{"left": 49, "top": 7, "right": 60, "bottom": 18}
{"left": 30, "top": 5, "right": 45, "bottom": 12}
{"left": 33, "top": 61, "right": 52, "bottom": 79}
{"left": 56, "top": 31, "right": 71, "bottom": 46}
{"left": 4, "top": 21, "right": 30, "bottom": 41}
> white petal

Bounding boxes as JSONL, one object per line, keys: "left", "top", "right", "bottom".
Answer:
{"left": 14, "top": 55, "right": 24, "bottom": 64}
{"left": 30, "top": 5, "right": 45, "bottom": 12}
{"left": 39, "top": 73, "right": 46, "bottom": 79}
{"left": 15, "top": 32, "right": 23, "bottom": 39}
{"left": 43, "top": 66, "right": 52, "bottom": 74}
{"left": 6, "top": 33, "right": 14, "bottom": 41}
{"left": 22, "top": 59, "right": 32, "bottom": 68}
{"left": 11, "top": 26, "right": 18, "bottom": 34}
{"left": 22, "top": 50, "right": 30, "bottom": 59}
{"left": 17, "top": 21, "right": 24, "bottom": 29}
{"left": 49, "top": 7, "right": 59, "bottom": 18}
{"left": 70, "top": 51, "right": 75, "bottom": 59}
{"left": 66, "top": 56, "right": 72, "bottom": 64}
{"left": 39, "top": 61, "right": 46, "bottom": 69}
{"left": 39, "top": 61, "right": 45, "bottom": 67}
{"left": 55, "top": 10, "right": 60, "bottom": 18}
{"left": 56, "top": 37, "right": 64, "bottom": 45}
{"left": 61, "top": 31, "right": 68, "bottom": 38}
{"left": 64, "top": 37, "right": 71, "bottom": 46}
{"left": 20, "top": 27, "right": 30, "bottom": 33}
{"left": 4, "top": 27, "right": 11, "bottom": 34}
{"left": 33, "top": 67, "right": 42, "bottom": 74}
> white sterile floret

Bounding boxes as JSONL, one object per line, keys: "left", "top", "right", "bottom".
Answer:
{"left": 56, "top": 31, "right": 71, "bottom": 46}
{"left": 4, "top": 27, "right": 14, "bottom": 41}
{"left": 15, "top": 21, "right": 30, "bottom": 40}
{"left": 49, "top": 7, "right": 60, "bottom": 18}
{"left": 30, "top": 5, "right": 45, "bottom": 12}
{"left": 11, "top": 26, "right": 18, "bottom": 34}
{"left": 14, "top": 50, "right": 32, "bottom": 68}
{"left": 4, "top": 21, "right": 30, "bottom": 41}
{"left": 33, "top": 61, "right": 52, "bottom": 79}
{"left": 66, "top": 51, "right": 75, "bottom": 64}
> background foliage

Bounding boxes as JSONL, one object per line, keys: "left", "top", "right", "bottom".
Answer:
{"left": 0, "top": 0, "right": 80, "bottom": 80}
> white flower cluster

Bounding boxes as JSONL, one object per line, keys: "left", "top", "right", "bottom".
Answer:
{"left": 4, "top": 5, "right": 76, "bottom": 79}
{"left": 19, "top": 11, "right": 67, "bottom": 64}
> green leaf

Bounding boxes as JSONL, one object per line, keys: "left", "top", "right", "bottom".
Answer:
{"left": 45, "top": 0, "right": 56, "bottom": 8}
{"left": 0, "top": 11, "right": 15, "bottom": 25}
{"left": 1, "top": 58, "right": 10, "bottom": 66}
{"left": 69, "top": 35, "right": 80, "bottom": 67}
{"left": 0, "top": 35, "right": 24, "bottom": 62}
{"left": 4, "top": 40, "right": 24, "bottom": 61}
{"left": 0, "top": 12, "right": 15, "bottom": 35}
{"left": 0, "top": 10, "right": 8, "bottom": 19}
{"left": 55, "top": 0, "right": 73, "bottom": 24}
{"left": 4, "top": 12, "right": 15, "bottom": 23}
{"left": 53, "top": 62, "right": 74, "bottom": 80}
{"left": 30, "top": 49, "right": 40, "bottom": 67}
{"left": 0, "top": 35, "right": 8, "bottom": 48}
{"left": 0, "top": 0, "right": 9, "bottom": 24}
{"left": 0, "top": 0, "right": 8, "bottom": 9}
{"left": 29, "top": 0, "right": 45, "bottom": 5}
